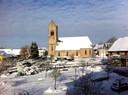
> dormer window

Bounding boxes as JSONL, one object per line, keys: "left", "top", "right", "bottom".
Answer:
{"left": 50, "top": 30, "right": 54, "bottom": 36}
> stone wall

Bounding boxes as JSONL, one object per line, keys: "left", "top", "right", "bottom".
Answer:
{"left": 55, "top": 48, "right": 92, "bottom": 58}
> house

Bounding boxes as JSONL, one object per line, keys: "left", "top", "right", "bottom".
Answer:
{"left": 48, "top": 20, "right": 92, "bottom": 59}
{"left": 0, "top": 49, "right": 20, "bottom": 62}
{"left": 0, "top": 51, "right": 13, "bottom": 62}
{"left": 38, "top": 48, "right": 48, "bottom": 57}
{"left": 93, "top": 43, "right": 112, "bottom": 58}
{"left": 108, "top": 37, "right": 128, "bottom": 66}
{"left": 0, "top": 49, "right": 20, "bottom": 57}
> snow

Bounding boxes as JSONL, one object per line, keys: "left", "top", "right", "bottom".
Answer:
{"left": 108, "top": 37, "right": 128, "bottom": 51}
{"left": 44, "top": 86, "right": 67, "bottom": 94}
{"left": 0, "top": 61, "right": 128, "bottom": 95}
{"left": 56, "top": 36, "right": 92, "bottom": 50}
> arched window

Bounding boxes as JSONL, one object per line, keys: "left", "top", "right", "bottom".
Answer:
{"left": 66, "top": 52, "right": 68, "bottom": 56}
{"left": 85, "top": 50, "right": 87, "bottom": 55}
{"left": 76, "top": 51, "right": 78, "bottom": 56}
{"left": 50, "top": 30, "right": 54, "bottom": 36}
{"left": 58, "top": 52, "right": 60, "bottom": 56}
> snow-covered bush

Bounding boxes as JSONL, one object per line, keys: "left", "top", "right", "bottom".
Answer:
{"left": 24, "top": 66, "right": 39, "bottom": 75}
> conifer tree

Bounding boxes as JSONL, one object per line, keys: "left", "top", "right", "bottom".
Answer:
{"left": 30, "top": 42, "right": 39, "bottom": 59}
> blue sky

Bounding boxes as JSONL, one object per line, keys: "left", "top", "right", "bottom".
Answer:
{"left": 0, "top": 0, "right": 128, "bottom": 48}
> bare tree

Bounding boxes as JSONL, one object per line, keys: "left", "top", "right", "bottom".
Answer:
{"left": 49, "top": 66, "right": 61, "bottom": 90}
{"left": 80, "top": 60, "right": 86, "bottom": 75}
{"left": 106, "top": 36, "right": 117, "bottom": 43}
{"left": 102, "top": 63, "right": 113, "bottom": 81}
{"left": 0, "top": 61, "right": 9, "bottom": 74}
{"left": 44, "top": 61, "right": 51, "bottom": 78}
{"left": 20, "top": 45, "right": 30, "bottom": 59}
{"left": 69, "top": 53, "right": 74, "bottom": 61}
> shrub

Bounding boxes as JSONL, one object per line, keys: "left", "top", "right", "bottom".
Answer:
{"left": 113, "top": 69, "right": 128, "bottom": 77}
{"left": 66, "top": 73, "right": 104, "bottom": 95}
{"left": 0, "top": 62, "right": 9, "bottom": 75}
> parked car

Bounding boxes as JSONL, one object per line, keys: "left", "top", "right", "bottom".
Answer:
{"left": 111, "top": 79, "right": 128, "bottom": 92}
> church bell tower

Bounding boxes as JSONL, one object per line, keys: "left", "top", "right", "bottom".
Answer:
{"left": 48, "top": 20, "right": 58, "bottom": 56}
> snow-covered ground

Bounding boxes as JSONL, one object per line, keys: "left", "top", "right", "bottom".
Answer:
{"left": 0, "top": 60, "right": 128, "bottom": 95}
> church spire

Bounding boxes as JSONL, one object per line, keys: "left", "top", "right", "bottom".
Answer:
{"left": 49, "top": 20, "right": 57, "bottom": 26}
{"left": 48, "top": 20, "right": 58, "bottom": 56}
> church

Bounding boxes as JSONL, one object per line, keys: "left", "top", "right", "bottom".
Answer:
{"left": 48, "top": 20, "right": 93, "bottom": 59}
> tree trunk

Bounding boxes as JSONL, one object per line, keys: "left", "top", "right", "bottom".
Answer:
{"left": 45, "top": 70, "right": 47, "bottom": 78}
{"left": 54, "top": 75, "right": 57, "bottom": 90}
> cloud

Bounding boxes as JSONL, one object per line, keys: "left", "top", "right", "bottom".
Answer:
{"left": 0, "top": 0, "right": 128, "bottom": 48}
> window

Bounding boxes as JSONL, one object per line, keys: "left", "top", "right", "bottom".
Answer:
{"left": 89, "top": 50, "right": 92, "bottom": 55}
{"left": 125, "top": 52, "right": 127, "bottom": 55}
{"left": 76, "top": 51, "right": 78, "bottom": 56}
{"left": 117, "top": 52, "right": 120, "bottom": 55}
{"left": 50, "top": 30, "right": 54, "bottom": 36}
{"left": 85, "top": 50, "right": 87, "bottom": 55}
{"left": 66, "top": 52, "right": 68, "bottom": 56}
{"left": 58, "top": 52, "right": 60, "bottom": 56}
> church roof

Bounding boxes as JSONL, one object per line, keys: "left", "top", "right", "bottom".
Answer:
{"left": 49, "top": 20, "right": 57, "bottom": 26}
{"left": 108, "top": 37, "right": 128, "bottom": 51}
{"left": 55, "top": 36, "right": 92, "bottom": 51}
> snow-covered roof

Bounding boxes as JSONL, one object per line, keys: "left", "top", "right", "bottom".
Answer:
{"left": 0, "top": 49, "right": 20, "bottom": 56}
{"left": 11, "top": 49, "right": 20, "bottom": 56}
{"left": 108, "top": 37, "right": 128, "bottom": 51}
{"left": 56, "top": 36, "right": 92, "bottom": 51}
{"left": 93, "top": 44, "right": 104, "bottom": 50}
